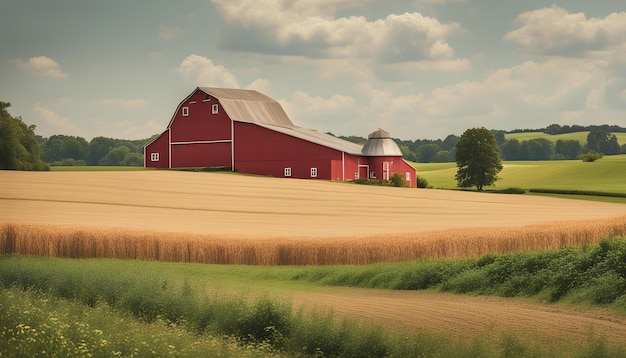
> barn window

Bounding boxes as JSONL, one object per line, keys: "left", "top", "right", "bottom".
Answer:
{"left": 371, "top": 172, "right": 376, "bottom": 178}
{"left": 182, "top": 106, "right": 189, "bottom": 116}
{"left": 406, "top": 172, "right": 411, "bottom": 181}
{"left": 310, "top": 168, "right": 318, "bottom": 177}
{"left": 212, "top": 104, "right": 219, "bottom": 114}
{"left": 284, "top": 168, "right": 292, "bottom": 177}
{"left": 203, "top": 93, "right": 211, "bottom": 102}
{"left": 150, "top": 153, "right": 159, "bottom": 162}
{"left": 354, "top": 172, "right": 359, "bottom": 179}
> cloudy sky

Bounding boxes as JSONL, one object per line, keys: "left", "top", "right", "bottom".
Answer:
{"left": 1, "top": 1, "right": 625, "bottom": 141}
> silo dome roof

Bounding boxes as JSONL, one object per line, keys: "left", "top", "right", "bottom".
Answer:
{"left": 361, "top": 128, "right": 403, "bottom": 156}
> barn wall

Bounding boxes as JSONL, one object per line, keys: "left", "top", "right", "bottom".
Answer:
{"left": 367, "top": 156, "right": 417, "bottom": 187}
{"left": 170, "top": 90, "right": 231, "bottom": 143}
{"left": 234, "top": 123, "right": 344, "bottom": 180}
{"left": 171, "top": 142, "right": 231, "bottom": 168}
{"left": 144, "top": 130, "right": 170, "bottom": 169}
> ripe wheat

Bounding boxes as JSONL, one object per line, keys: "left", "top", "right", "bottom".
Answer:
{"left": 2, "top": 216, "right": 625, "bottom": 265}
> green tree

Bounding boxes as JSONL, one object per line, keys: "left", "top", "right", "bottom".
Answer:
{"left": 454, "top": 127, "right": 502, "bottom": 191}
{"left": 521, "top": 138, "right": 554, "bottom": 160}
{"left": 431, "top": 150, "right": 452, "bottom": 162}
{"left": 555, "top": 139, "right": 582, "bottom": 159}
{"left": 41, "top": 134, "right": 88, "bottom": 162}
{"left": 586, "top": 128, "right": 620, "bottom": 155}
{"left": 415, "top": 143, "right": 442, "bottom": 163}
{"left": 98, "top": 146, "right": 130, "bottom": 166}
{"left": 87, "top": 136, "right": 116, "bottom": 165}
{"left": 0, "top": 102, "right": 49, "bottom": 171}
{"left": 500, "top": 139, "right": 521, "bottom": 160}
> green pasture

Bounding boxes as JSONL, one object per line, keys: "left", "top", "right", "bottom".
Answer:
{"left": 50, "top": 166, "right": 149, "bottom": 172}
{"left": 505, "top": 131, "right": 626, "bottom": 145}
{"left": 415, "top": 154, "right": 626, "bottom": 194}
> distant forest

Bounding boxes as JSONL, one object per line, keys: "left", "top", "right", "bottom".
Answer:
{"left": 329, "top": 124, "right": 626, "bottom": 163}
{"left": 33, "top": 124, "right": 626, "bottom": 167}
{"left": 36, "top": 134, "right": 156, "bottom": 167}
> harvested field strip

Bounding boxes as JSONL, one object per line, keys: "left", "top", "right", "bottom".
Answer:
{"left": 0, "top": 197, "right": 328, "bottom": 216}
{"left": 2, "top": 216, "right": 626, "bottom": 265}
{"left": 2, "top": 170, "right": 626, "bottom": 237}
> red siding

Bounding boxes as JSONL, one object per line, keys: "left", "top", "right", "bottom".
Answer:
{"left": 144, "top": 130, "right": 170, "bottom": 168}
{"left": 171, "top": 142, "right": 231, "bottom": 168}
{"left": 234, "top": 123, "right": 344, "bottom": 180}
{"left": 367, "top": 156, "right": 416, "bottom": 187}
{"left": 170, "top": 90, "right": 231, "bottom": 143}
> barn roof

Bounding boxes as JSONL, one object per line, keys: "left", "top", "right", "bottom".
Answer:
{"left": 361, "top": 128, "right": 403, "bottom": 156}
{"left": 199, "top": 87, "right": 295, "bottom": 127}
{"left": 199, "top": 87, "right": 365, "bottom": 155}
{"left": 258, "top": 123, "right": 365, "bottom": 155}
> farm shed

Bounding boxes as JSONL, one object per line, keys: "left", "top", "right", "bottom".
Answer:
{"left": 144, "top": 87, "right": 417, "bottom": 187}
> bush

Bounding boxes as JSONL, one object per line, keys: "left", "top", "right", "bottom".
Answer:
{"left": 579, "top": 151, "right": 603, "bottom": 162}
{"left": 390, "top": 173, "right": 408, "bottom": 187}
{"left": 49, "top": 158, "right": 87, "bottom": 166}
{"left": 417, "top": 176, "right": 429, "bottom": 188}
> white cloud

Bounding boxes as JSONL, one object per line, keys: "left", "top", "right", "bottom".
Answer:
{"left": 33, "top": 102, "right": 75, "bottom": 131}
{"left": 176, "top": 55, "right": 239, "bottom": 88}
{"left": 89, "top": 98, "right": 149, "bottom": 109}
{"left": 159, "top": 25, "right": 183, "bottom": 40}
{"left": 11, "top": 56, "right": 68, "bottom": 78}
{"left": 505, "top": 6, "right": 626, "bottom": 57}
{"left": 212, "top": 0, "right": 465, "bottom": 66}
{"left": 245, "top": 78, "right": 272, "bottom": 94}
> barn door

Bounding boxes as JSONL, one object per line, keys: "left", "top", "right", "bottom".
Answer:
{"left": 358, "top": 165, "right": 369, "bottom": 180}
{"left": 383, "top": 161, "right": 390, "bottom": 180}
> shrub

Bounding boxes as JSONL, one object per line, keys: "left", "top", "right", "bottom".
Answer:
{"left": 390, "top": 173, "right": 408, "bottom": 187}
{"left": 579, "top": 151, "right": 603, "bottom": 162}
{"left": 417, "top": 176, "right": 429, "bottom": 188}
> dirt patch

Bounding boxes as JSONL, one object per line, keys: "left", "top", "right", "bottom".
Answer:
{"left": 284, "top": 287, "right": 626, "bottom": 344}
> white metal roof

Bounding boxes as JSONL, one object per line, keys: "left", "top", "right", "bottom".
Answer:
{"left": 257, "top": 123, "right": 365, "bottom": 155}
{"left": 199, "top": 87, "right": 367, "bottom": 155}
{"left": 199, "top": 87, "right": 295, "bottom": 127}
{"left": 361, "top": 128, "right": 403, "bottom": 156}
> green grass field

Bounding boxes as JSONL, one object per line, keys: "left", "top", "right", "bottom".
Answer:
{"left": 415, "top": 154, "right": 626, "bottom": 195}
{"left": 50, "top": 166, "right": 149, "bottom": 172}
{"left": 505, "top": 131, "right": 626, "bottom": 145}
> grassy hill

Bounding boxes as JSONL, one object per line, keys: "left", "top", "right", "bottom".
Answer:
{"left": 506, "top": 131, "right": 626, "bottom": 145}
{"left": 414, "top": 154, "right": 626, "bottom": 194}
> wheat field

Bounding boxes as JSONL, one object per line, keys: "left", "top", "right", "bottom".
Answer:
{"left": 2, "top": 170, "right": 626, "bottom": 264}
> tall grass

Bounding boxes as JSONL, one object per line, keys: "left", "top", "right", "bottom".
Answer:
{"left": 286, "top": 237, "right": 626, "bottom": 308}
{"left": 2, "top": 256, "right": 625, "bottom": 357}
{"left": 2, "top": 217, "right": 626, "bottom": 265}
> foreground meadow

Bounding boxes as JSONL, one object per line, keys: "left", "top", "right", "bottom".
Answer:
{"left": 2, "top": 240, "right": 626, "bottom": 357}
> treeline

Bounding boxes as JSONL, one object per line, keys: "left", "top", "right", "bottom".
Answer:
{"left": 38, "top": 135, "right": 155, "bottom": 167}
{"left": 514, "top": 123, "right": 626, "bottom": 135}
{"left": 0, "top": 102, "right": 49, "bottom": 171}
{"left": 334, "top": 124, "right": 626, "bottom": 163}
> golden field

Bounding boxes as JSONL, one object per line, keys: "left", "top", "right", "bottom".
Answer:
{"left": 2, "top": 170, "right": 626, "bottom": 264}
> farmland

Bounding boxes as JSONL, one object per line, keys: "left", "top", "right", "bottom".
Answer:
{"left": 505, "top": 131, "right": 626, "bottom": 146}
{"left": 2, "top": 168, "right": 626, "bottom": 356}
{"left": 416, "top": 154, "right": 626, "bottom": 194}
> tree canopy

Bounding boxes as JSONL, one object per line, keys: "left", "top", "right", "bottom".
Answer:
{"left": 0, "top": 102, "right": 49, "bottom": 171}
{"left": 454, "top": 127, "right": 502, "bottom": 191}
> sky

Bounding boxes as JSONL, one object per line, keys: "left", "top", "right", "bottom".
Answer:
{"left": 1, "top": 1, "right": 625, "bottom": 141}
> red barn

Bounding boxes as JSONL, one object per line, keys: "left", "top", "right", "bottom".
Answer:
{"left": 144, "top": 87, "right": 417, "bottom": 187}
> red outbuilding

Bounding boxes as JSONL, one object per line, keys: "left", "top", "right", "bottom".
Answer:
{"left": 144, "top": 87, "right": 417, "bottom": 187}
